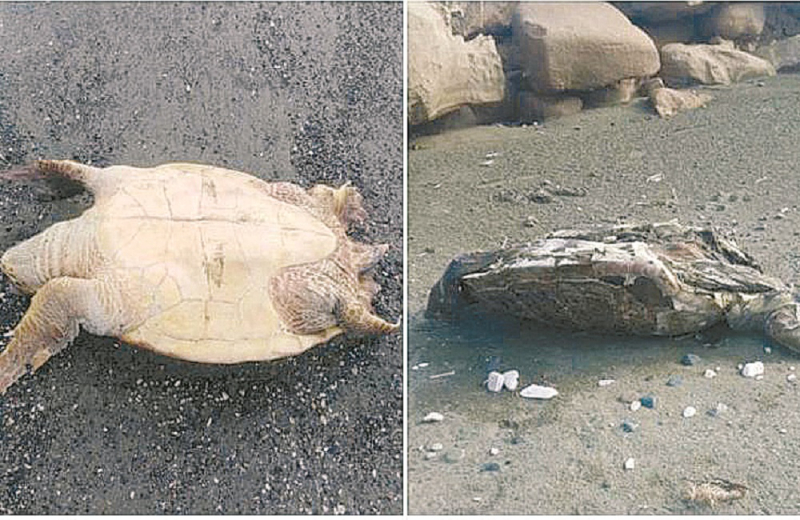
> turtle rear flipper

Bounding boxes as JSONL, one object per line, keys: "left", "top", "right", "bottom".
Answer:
{"left": 0, "top": 277, "right": 131, "bottom": 394}
{"left": 766, "top": 303, "right": 800, "bottom": 354}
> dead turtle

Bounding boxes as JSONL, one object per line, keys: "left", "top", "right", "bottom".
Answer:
{"left": 427, "top": 221, "right": 800, "bottom": 351}
{"left": 0, "top": 160, "right": 399, "bottom": 394}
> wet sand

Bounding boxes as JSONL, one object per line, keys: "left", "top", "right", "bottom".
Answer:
{"left": 408, "top": 74, "right": 800, "bottom": 514}
{"left": 0, "top": 3, "right": 402, "bottom": 514}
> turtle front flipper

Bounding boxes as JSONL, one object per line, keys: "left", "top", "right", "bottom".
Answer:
{"left": 765, "top": 303, "right": 800, "bottom": 354}
{"left": 0, "top": 277, "right": 131, "bottom": 394}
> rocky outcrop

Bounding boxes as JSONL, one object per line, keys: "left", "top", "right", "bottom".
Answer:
{"left": 513, "top": 3, "right": 660, "bottom": 92}
{"left": 701, "top": 3, "right": 765, "bottom": 41}
{"left": 408, "top": 2, "right": 505, "bottom": 125}
{"left": 447, "top": 2, "right": 518, "bottom": 38}
{"left": 755, "top": 34, "right": 800, "bottom": 71}
{"left": 660, "top": 41, "right": 776, "bottom": 86}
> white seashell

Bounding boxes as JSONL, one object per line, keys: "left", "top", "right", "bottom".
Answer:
{"left": 486, "top": 371, "right": 505, "bottom": 392}
{"left": 520, "top": 384, "right": 558, "bottom": 400}
{"left": 741, "top": 362, "right": 764, "bottom": 378}
{"left": 502, "top": 370, "right": 519, "bottom": 391}
{"left": 422, "top": 412, "right": 444, "bottom": 423}
{"left": 629, "top": 400, "right": 642, "bottom": 412}
{"left": 683, "top": 406, "right": 697, "bottom": 418}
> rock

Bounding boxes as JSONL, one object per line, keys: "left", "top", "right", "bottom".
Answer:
{"left": 518, "top": 92, "right": 583, "bottom": 122}
{"left": 622, "top": 419, "right": 639, "bottom": 433}
{"left": 489, "top": 447, "right": 500, "bottom": 456}
{"left": 681, "top": 353, "right": 702, "bottom": 366}
{"left": 741, "top": 361, "right": 764, "bottom": 378}
{"left": 614, "top": 3, "right": 715, "bottom": 25}
{"left": 486, "top": 371, "right": 505, "bottom": 392}
{"left": 422, "top": 412, "right": 445, "bottom": 423}
{"left": 708, "top": 402, "right": 728, "bottom": 417}
{"left": 598, "top": 379, "right": 616, "bottom": 387}
{"left": 683, "top": 406, "right": 697, "bottom": 418}
{"left": 424, "top": 451, "right": 438, "bottom": 460}
{"left": 788, "top": 373, "right": 797, "bottom": 382}
{"left": 446, "top": 2, "right": 517, "bottom": 39}
{"left": 660, "top": 42, "right": 776, "bottom": 86}
{"left": 702, "top": 3, "right": 765, "bottom": 41}
{"left": 480, "top": 462, "right": 501, "bottom": 472}
{"left": 666, "top": 375, "right": 684, "bottom": 387}
{"left": 408, "top": 2, "right": 505, "bottom": 125}
{"left": 624, "top": 457, "right": 635, "bottom": 470}
{"left": 512, "top": 2, "right": 660, "bottom": 92}
{"left": 647, "top": 85, "right": 712, "bottom": 118}
{"left": 629, "top": 400, "right": 642, "bottom": 412}
{"left": 755, "top": 35, "right": 800, "bottom": 72}
{"left": 443, "top": 449, "right": 466, "bottom": 464}
{"left": 520, "top": 383, "right": 558, "bottom": 400}
{"left": 764, "top": 346, "right": 772, "bottom": 354}
{"left": 429, "top": 443, "right": 444, "bottom": 452}
{"left": 704, "top": 369, "right": 717, "bottom": 379}
{"left": 640, "top": 395, "right": 657, "bottom": 409}
{"left": 502, "top": 370, "right": 520, "bottom": 391}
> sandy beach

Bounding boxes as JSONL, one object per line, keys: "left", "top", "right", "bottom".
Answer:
{"left": 408, "top": 73, "right": 800, "bottom": 514}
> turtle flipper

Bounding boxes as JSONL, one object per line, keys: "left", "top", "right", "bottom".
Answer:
{"left": 338, "top": 300, "right": 401, "bottom": 335}
{"left": 0, "top": 277, "right": 128, "bottom": 394}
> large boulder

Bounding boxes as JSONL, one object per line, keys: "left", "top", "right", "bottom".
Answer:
{"left": 408, "top": 2, "right": 505, "bottom": 125}
{"left": 512, "top": 3, "right": 660, "bottom": 93}
{"left": 660, "top": 42, "right": 776, "bottom": 85}
{"left": 701, "top": 3, "right": 766, "bottom": 41}
{"left": 755, "top": 35, "right": 800, "bottom": 71}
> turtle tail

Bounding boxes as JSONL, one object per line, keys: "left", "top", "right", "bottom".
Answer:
{"left": 35, "top": 160, "right": 104, "bottom": 194}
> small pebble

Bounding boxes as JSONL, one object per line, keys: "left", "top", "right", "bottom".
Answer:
{"left": 473, "top": 497, "right": 482, "bottom": 503}
{"left": 502, "top": 370, "right": 520, "bottom": 391}
{"left": 704, "top": 369, "right": 717, "bottom": 379}
{"left": 707, "top": 402, "right": 728, "bottom": 417}
{"left": 629, "top": 400, "right": 642, "bottom": 412}
{"left": 486, "top": 371, "right": 505, "bottom": 393}
{"left": 791, "top": 366, "right": 796, "bottom": 371}
{"left": 480, "top": 462, "right": 501, "bottom": 472}
{"left": 788, "top": 373, "right": 797, "bottom": 382}
{"left": 443, "top": 449, "right": 465, "bottom": 464}
{"left": 764, "top": 346, "right": 772, "bottom": 354}
{"left": 622, "top": 419, "right": 639, "bottom": 433}
{"left": 741, "top": 361, "right": 764, "bottom": 378}
{"left": 429, "top": 443, "right": 443, "bottom": 452}
{"left": 424, "top": 451, "right": 438, "bottom": 460}
{"left": 598, "top": 379, "right": 616, "bottom": 387}
{"left": 640, "top": 395, "right": 657, "bottom": 409}
{"left": 666, "top": 375, "right": 683, "bottom": 387}
{"left": 755, "top": 374, "right": 764, "bottom": 381}
{"left": 624, "top": 457, "right": 635, "bottom": 470}
{"left": 422, "top": 412, "right": 444, "bottom": 423}
{"left": 681, "top": 354, "right": 702, "bottom": 366}
{"left": 520, "top": 383, "right": 558, "bottom": 400}
{"left": 489, "top": 447, "right": 500, "bottom": 456}
{"left": 779, "top": 428, "right": 788, "bottom": 434}
{"left": 683, "top": 406, "right": 697, "bottom": 418}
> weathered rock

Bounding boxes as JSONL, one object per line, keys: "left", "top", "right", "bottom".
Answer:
{"left": 647, "top": 84, "right": 712, "bottom": 118}
{"left": 667, "top": 375, "right": 684, "bottom": 387}
{"left": 741, "top": 361, "right": 764, "bottom": 378}
{"left": 614, "top": 2, "right": 714, "bottom": 25}
{"left": 408, "top": 2, "right": 505, "bottom": 125}
{"left": 755, "top": 35, "right": 800, "bottom": 72}
{"left": 447, "top": 2, "right": 518, "bottom": 38}
{"left": 702, "top": 3, "right": 765, "bottom": 41}
{"left": 486, "top": 371, "right": 505, "bottom": 392}
{"left": 502, "top": 370, "right": 520, "bottom": 391}
{"left": 624, "top": 457, "right": 636, "bottom": 470}
{"left": 513, "top": 2, "right": 660, "bottom": 92}
{"left": 520, "top": 383, "right": 558, "bottom": 400}
{"left": 660, "top": 42, "right": 776, "bottom": 86}
{"left": 518, "top": 91, "right": 583, "bottom": 122}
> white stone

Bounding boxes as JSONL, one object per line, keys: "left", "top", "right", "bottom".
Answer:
{"left": 422, "top": 412, "right": 444, "bottom": 423}
{"left": 624, "top": 457, "right": 635, "bottom": 470}
{"left": 764, "top": 346, "right": 772, "bottom": 354}
{"left": 489, "top": 447, "right": 500, "bottom": 456}
{"left": 788, "top": 373, "right": 797, "bottom": 382}
{"left": 520, "top": 383, "right": 558, "bottom": 400}
{"left": 429, "top": 443, "right": 444, "bottom": 452}
{"left": 683, "top": 406, "right": 697, "bottom": 418}
{"left": 629, "top": 400, "right": 642, "bottom": 412}
{"left": 704, "top": 369, "right": 717, "bottom": 379}
{"left": 660, "top": 42, "right": 775, "bottom": 86}
{"left": 741, "top": 361, "right": 764, "bottom": 378}
{"left": 598, "top": 379, "right": 616, "bottom": 387}
{"left": 502, "top": 370, "right": 520, "bottom": 391}
{"left": 486, "top": 371, "right": 505, "bottom": 393}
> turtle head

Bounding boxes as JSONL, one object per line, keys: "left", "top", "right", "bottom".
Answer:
{"left": 426, "top": 250, "right": 502, "bottom": 320}
{"left": 308, "top": 182, "right": 366, "bottom": 229}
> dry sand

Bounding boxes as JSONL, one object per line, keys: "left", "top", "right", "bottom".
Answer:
{"left": 408, "top": 74, "right": 800, "bottom": 514}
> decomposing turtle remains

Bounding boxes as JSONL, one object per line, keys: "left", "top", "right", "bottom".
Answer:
{"left": 0, "top": 160, "right": 399, "bottom": 394}
{"left": 428, "top": 221, "right": 800, "bottom": 352}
